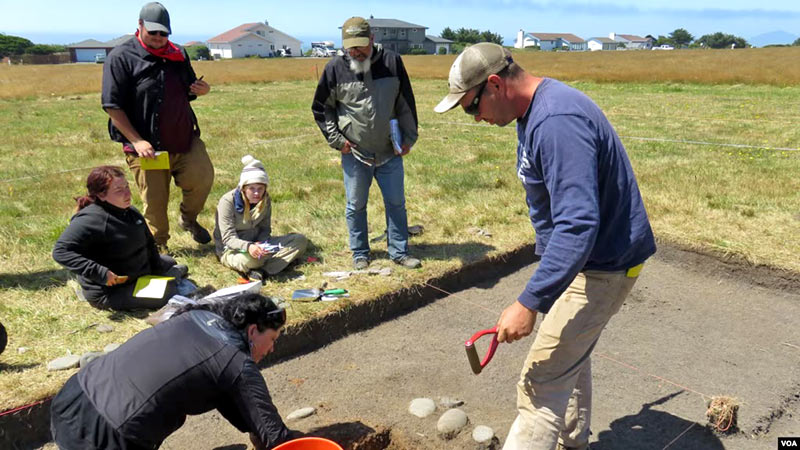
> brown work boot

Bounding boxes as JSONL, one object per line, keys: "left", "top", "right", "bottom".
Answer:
{"left": 178, "top": 217, "right": 211, "bottom": 244}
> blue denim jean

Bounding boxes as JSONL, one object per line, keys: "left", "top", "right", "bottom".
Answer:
{"left": 342, "top": 152, "right": 408, "bottom": 261}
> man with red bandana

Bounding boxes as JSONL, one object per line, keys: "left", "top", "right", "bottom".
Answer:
{"left": 102, "top": 2, "right": 214, "bottom": 254}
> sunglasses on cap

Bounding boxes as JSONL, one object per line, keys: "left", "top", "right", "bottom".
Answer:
{"left": 463, "top": 81, "right": 488, "bottom": 116}
{"left": 147, "top": 29, "right": 169, "bottom": 37}
{"left": 264, "top": 304, "right": 287, "bottom": 326}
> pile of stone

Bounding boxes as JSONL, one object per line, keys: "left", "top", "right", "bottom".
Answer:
{"left": 408, "top": 396, "right": 499, "bottom": 448}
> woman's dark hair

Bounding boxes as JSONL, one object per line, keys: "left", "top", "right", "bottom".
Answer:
{"left": 174, "top": 292, "right": 286, "bottom": 332}
{"left": 74, "top": 166, "right": 126, "bottom": 211}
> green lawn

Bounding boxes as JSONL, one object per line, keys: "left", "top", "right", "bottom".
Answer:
{"left": 0, "top": 79, "right": 798, "bottom": 409}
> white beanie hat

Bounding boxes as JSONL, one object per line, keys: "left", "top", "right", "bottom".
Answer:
{"left": 238, "top": 155, "right": 269, "bottom": 188}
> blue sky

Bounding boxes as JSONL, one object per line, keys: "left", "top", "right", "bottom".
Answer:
{"left": 2, "top": 0, "right": 798, "bottom": 47}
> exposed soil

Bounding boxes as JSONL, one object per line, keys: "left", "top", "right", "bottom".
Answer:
{"left": 26, "top": 243, "right": 800, "bottom": 449}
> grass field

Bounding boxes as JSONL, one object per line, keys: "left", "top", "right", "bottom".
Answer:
{"left": 2, "top": 47, "right": 799, "bottom": 99}
{"left": 0, "top": 49, "right": 798, "bottom": 410}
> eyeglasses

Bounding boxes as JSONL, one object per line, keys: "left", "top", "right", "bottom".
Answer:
{"left": 147, "top": 29, "right": 169, "bottom": 37}
{"left": 463, "top": 81, "right": 488, "bottom": 116}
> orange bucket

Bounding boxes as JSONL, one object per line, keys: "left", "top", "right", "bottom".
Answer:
{"left": 273, "top": 437, "right": 343, "bottom": 450}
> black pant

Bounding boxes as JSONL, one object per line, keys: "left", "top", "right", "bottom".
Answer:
{"left": 51, "top": 375, "right": 153, "bottom": 450}
{"left": 82, "top": 255, "right": 179, "bottom": 311}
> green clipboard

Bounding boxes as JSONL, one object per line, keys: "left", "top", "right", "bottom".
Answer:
{"left": 133, "top": 275, "right": 174, "bottom": 298}
{"left": 140, "top": 152, "right": 170, "bottom": 170}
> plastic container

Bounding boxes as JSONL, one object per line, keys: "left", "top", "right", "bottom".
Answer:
{"left": 272, "top": 437, "right": 343, "bottom": 450}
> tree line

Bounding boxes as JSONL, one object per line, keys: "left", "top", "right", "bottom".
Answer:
{"left": 440, "top": 27, "right": 503, "bottom": 45}
{"left": 652, "top": 28, "right": 762, "bottom": 49}
{"left": 0, "top": 34, "right": 66, "bottom": 57}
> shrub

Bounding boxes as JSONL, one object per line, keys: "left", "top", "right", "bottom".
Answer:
{"left": 186, "top": 45, "right": 210, "bottom": 61}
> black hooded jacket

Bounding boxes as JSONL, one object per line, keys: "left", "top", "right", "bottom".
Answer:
{"left": 52, "top": 201, "right": 169, "bottom": 298}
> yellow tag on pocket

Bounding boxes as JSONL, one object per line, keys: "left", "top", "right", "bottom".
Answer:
{"left": 626, "top": 263, "right": 644, "bottom": 278}
{"left": 140, "top": 152, "right": 170, "bottom": 170}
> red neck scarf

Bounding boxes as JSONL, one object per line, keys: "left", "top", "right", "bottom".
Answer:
{"left": 135, "top": 29, "right": 185, "bottom": 62}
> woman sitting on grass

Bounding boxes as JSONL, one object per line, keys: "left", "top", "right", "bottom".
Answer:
{"left": 50, "top": 292, "right": 297, "bottom": 450}
{"left": 213, "top": 155, "right": 308, "bottom": 281}
{"left": 52, "top": 166, "right": 187, "bottom": 310}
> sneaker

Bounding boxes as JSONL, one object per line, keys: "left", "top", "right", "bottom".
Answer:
{"left": 393, "top": 255, "right": 421, "bottom": 269}
{"left": 353, "top": 257, "right": 369, "bottom": 270}
{"left": 247, "top": 269, "right": 265, "bottom": 282}
{"left": 178, "top": 217, "right": 211, "bottom": 244}
{"left": 166, "top": 264, "right": 189, "bottom": 279}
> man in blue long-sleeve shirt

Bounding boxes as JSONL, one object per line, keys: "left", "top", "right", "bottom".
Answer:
{"left": 435, "top": 43, "right": 656, "bottom": 450}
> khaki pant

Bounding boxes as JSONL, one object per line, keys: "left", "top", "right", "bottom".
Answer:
{"left": 503, "top": 269, "right": 640, "bottom": 450}
{"left": 219, "top": 233, "right": 308, "bottom": 275}
{"left": 126, "top": 136, "right": 214, "bottom": 246}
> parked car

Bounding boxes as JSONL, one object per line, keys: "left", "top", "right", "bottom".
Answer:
{"left": 652, "top": 44, "right": 674, "bottom": 50}
{"left": 311, "top": 41, "right": 337, "bottom": 57}
{"left": 94, "top": 53, "right": 106, "bottom": 63}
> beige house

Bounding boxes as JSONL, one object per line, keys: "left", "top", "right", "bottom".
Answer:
{"left": 609, "top": 33, "right": 652, "bottom": 50}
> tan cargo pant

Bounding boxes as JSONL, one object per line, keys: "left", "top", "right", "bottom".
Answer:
{"left": 219, "top": 233, "right": 308, "bottom": 275}
{"left": 502, "top": 269, "right": 640, "bottom": 450}
{"left": 126, "top": 136, "right": 214, "bottom": 246}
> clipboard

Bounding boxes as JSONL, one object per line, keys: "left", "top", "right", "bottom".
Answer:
{"left": 140, "top": 152, "right": 170, "bottom": 170}
{"left": 133, "top": 275, "right": 175, "bottom": 298}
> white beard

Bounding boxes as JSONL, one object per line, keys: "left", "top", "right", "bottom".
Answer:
{"left": 348, "top": 55, "right": 371, "bottom": 74}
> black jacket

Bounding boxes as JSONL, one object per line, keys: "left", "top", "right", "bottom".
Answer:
{"left": 78, "top": 310, "right": 291, "bottom": 449}
{"left": 101, "top": 37, "right": 199, "bottom": 149}
{"left": 52, "top": 201, "right": 169, "bottom": 297}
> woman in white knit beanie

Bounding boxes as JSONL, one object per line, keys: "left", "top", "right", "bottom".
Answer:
{"left": 212, "top": 155, "right": 308, "bottom": 281}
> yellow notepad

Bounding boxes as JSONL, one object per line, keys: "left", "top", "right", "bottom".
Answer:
{"left": 140, "top": 152, "right": 170, "bottom": 170}
{"left": 133, "top": 275, "right": 174, "bottom": 298}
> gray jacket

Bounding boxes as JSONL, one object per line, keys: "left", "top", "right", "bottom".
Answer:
{"left": 312, "top": 44, "right": 418, "bottom": 166}
{"left": 213, "top": 188, "right": 272, "bottom": 257}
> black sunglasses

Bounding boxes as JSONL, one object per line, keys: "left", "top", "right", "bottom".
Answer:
{"left": 147, "top": 29, "right": 169, "bottom": 37}
{"left": 463, "top": 81, "right": 488, "bottom": 116}
{"left": 264, "top": 305, "right": 287, "bottom": 326}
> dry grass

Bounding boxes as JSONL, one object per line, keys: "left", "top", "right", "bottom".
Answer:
{"left": 2, "top": 47, "right": 799, "bottom": 99}
{"left": 706, "top": 396, "right": 740, "bottom": 433}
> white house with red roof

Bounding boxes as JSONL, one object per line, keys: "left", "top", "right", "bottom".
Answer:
{"left": 207, "top": 21, "right": 301, "bottom": 59}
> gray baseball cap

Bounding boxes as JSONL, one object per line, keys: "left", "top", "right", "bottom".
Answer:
{"left": 434, "top": 43, "right": 513, "bottom": 113}
{"left": 139, "top": 2, "right": 171, "bottom": 34}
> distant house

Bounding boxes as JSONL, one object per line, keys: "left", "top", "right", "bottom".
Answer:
{"left": 514, "top": 31, "right": 586, "bottom": 51}
{"left": 207, "top": 22, "right": 301, "bottom": 59}
{"left": 423, "top": 35, "right": 453, "bottom": 54}
{"left": 587, "top": 37, "right": 619, "bottom": 51}
{"left": 67, "top": 35, "right": 134, "bottom": 62}
{"left": 365, "top": 18, "right": 427, "bottom": 54}
{"left": 609, "top": 33, "right": 652, "bottom": 50}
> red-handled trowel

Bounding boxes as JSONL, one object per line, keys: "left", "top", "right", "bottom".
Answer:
{"left": 465, "top": 326, "right": 499, "bottom": 374}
